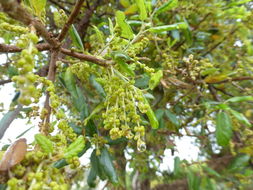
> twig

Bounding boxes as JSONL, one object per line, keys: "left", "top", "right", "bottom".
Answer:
{"left": 48, "top": 0, "right": 71, "bottom": 14}
{"left": 0, "top": 79, "right": 12, "bottom": 85}
{"left": 213, "top": 86, "right": 234, "bottom": 97}
{"left": 42, "top": 50, "right": 59, "bottom": 135}
{"left": 58, "top": 0, "right": 85, "bottom": 42}
{"left": 60, "top": 48, "right": 110, "bottom": 66}
{"left": 202, "top": 27, "right": 238, "bottom": 56}
{"left": 208, "top": 84, "right": 221, "bottom": 102}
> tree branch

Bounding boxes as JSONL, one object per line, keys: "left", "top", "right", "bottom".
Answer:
{"left": 60, "top": 48, "right": 109, "bottom": 66}
{"left": 48, "top": 0, "right": 71, "bottom": 14}
{"left": 202, "top": 27, "right": 238, "bottom": 56}
{"left": 58, "top": 0, "right": 85, "bottom": 42}
{"left": 208, "top": 84, "right": 222, "bottom": 102}
{"left": 42, "top": 50, "right": 59, "bottom": 135}
{"left": 77, "top": 0, "right": 102, "bottom": 40}
{"left": 0, "top": 79, "right": 12, "bottom": 85}
{"left": 0, "top": 43, "right": 50, "bottom": 53}
{"left": 206, "top": 76, "right": 253, "bottom": 84}
{"left": 213, "top": 86, "right": 234, "bottom": 97}
{"left": 0, "top": 0, "right": 60, "bottom": 48}
{"left": 0, "top": 43, "right": 109, "bottom": 66}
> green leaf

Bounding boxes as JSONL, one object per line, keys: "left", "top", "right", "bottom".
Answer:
{"left": 98, "top": 147, "right": 118, "bottom": 183}
{"left": 86, "top": 120, "right": 98, "bottom": 137}
{"left": 12, "top": 92, "right": 20, "bottom": 103}
{"left": 53, "top": 159, "right": 68, "bottom": 169}
{"left": 200, "top": 68, "right": 219, "bottom": 76}
{"left": 16, "top": 126, "right": 34, "bottom": 139}
{"left": 124, "top": 4, "right": 138, "bottom": 15}
{"left": 229, "top": 109, "right": 251, "bottom": 127}
{"left": 155, "top": 109, "right": 165, "bottom": 129}
{"left": 149, "top": 22, "right": 188, "bottom": 34}
{"left": 118, "top": 60, "right": 135, "bottom": 77}
{"left": 112, "top": 51, "right": 131, "bottom": 61}
{"left": 64, "top": 136, "right": 85, "bottom": 159}
{"left": 30, "top": 0, "right": 47, "bottom": 18}
{"left": 155, "top": 109, "right": 164, "bottom": 121}
{"left": 115, "top": 11, "right": 134, "bottom": 39}
{"left": 203, "top": 166, "right": 221, "bottom": 178}
{"left": 228, "top": 154, "right": 250, "bottom": 171}
{"left": 7, "top": 66, "right": 18, "bottom": 78}
{"left": 35, "top": 134, "right": 53, "bottom": 154}
{"left": 216, "top": 103, "right": 230, "bottom": 110}
{"left": 227, "top": 0, "right": 251, "bottom": 7}
{"left": 0, "top": 184, "right": 7, "bottom": 190}
{"left": 135, "top": 0, "right": 147, "bottom": 20}
{"left": 187, "top": 171, "right": 201, "bottom": 190}
{"left": 92, "top": 25, "right": 104, "bottom": 44}
{"left": 149, "top": 70, "right": 163, "bottom": 90}
{"left": 75, "top": 86, "right": 89, "bottom": 120}
{"left": 0, "top": 105, "right": 22, "bottom": 139}
{"left": 226, "top": 96, "right": 253, "bottom": 103}
{"left": 89, "top": 75, "right": 106, "bottom": 98}
{"left": 83, "top": 103, "right": 104, "bottom": 125}
{"left": 111, "top": 51, "right": 135, "bottom": 76}
{"left": 215, "top": 111, "right": 233, "bottom": 146}
{"left": 53, "top": 142, "right": 91, "bottom": 169}
{"left": 155, "top": 0, "right": 178, "bottom": 15}
{"left": 143, "top": 93, "right": 155, "bottom": 100}
{"left": 64, "top": 68, "right": 78, "bottom": 98}
{"left": 106, "top": 137, "right": 128, "bottom": 145}
{"left": 68, "top": 122, "right": 82, "bottom": 135}
{"left": 127, "top": 20, "right": 143, "bottom": 26}
{"left": 165, "top": 110, "right": 180, "bottom": 127}
{"left": 120, "top": 0, "right": 131, "bottom": 8}
{"left": 108, "top": 18, "right": 114, "bottom": 35}
{"left": 69, "top": 24, "right": 84, "bottom": 51}
{"left": 174, "top": 156, "right": 181, "bottom": 176}
{"left": 23, "top": 0, "right": 31, "bottom": 6}
{"left": 87, "top": 165, "right": 97, "bottom": 187}
{"left": 206, "top": 178, "right": 217, "bottom": 190}
{"left": 135, "top": 74, "right": 150, "bottom": 88}
{"left": 64, "top": 68, "right": 89, "bottom": 120}
{"left": 88, "top": 150, "right": 106, "bottom": 186}
{"left": 143, "top": 97, "right": 159, "bottom": 129}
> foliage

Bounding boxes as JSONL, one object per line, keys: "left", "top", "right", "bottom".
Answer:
{"left": 0, "top": 0, "right": 253, "bottom": 189}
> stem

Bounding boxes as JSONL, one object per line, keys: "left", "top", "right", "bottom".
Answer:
{"left": 42, "top": 50, "right": 59, "bottom": 135}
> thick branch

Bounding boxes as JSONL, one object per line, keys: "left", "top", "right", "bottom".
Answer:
{"left": 0, "top": 43, "right": 50, "bottom": 53}
{"left": 58, "top": 0, "right": 85, "bottom": 42}
{"left": 0, "top": 0, "right": 59, "bottom": 47}
{"left": 0, "top": 43, "right": 109, "bottom": 66}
